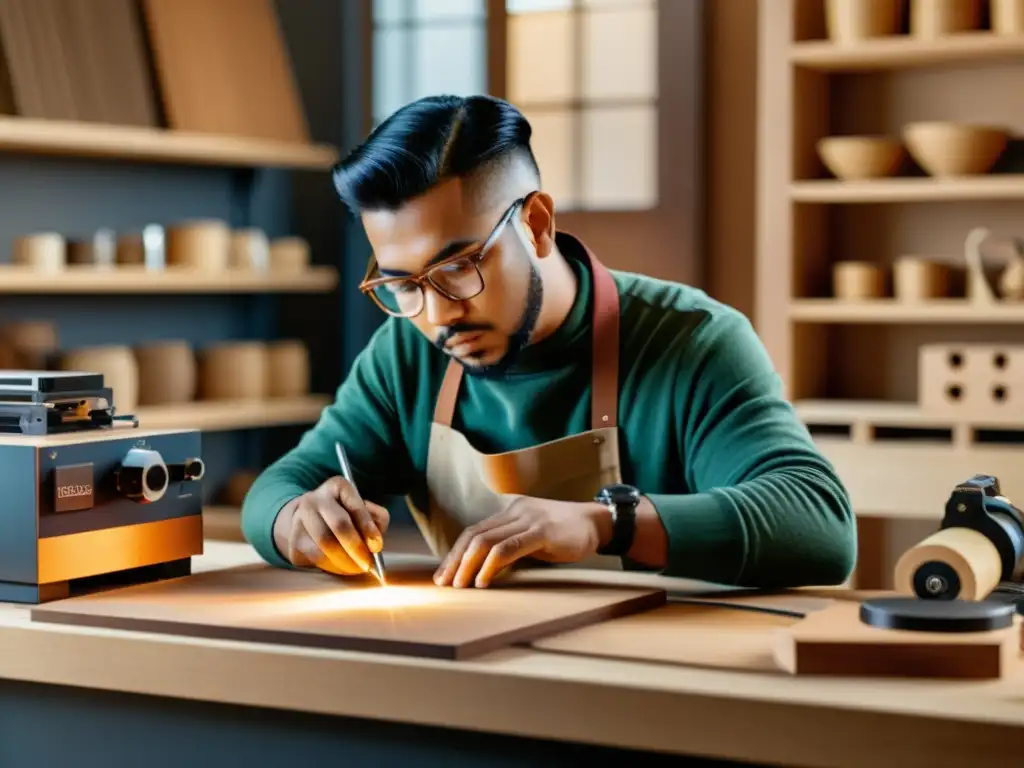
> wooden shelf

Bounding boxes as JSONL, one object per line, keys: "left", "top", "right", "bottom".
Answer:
{"left": 790, "top": 32, "right": 1024, "bottom": 72}
{"left": 0, "top": 117, "right": 339, "bottom": 169}
{"left": 0, "top": 264, "right": 338, "bottom": 294}
{"left": 135, "top": 395, "right": 329, "bottom": 432}
{"left": 789, "top": 299, "right": 1024, "bottom": 324}
{"left": 790, "top": 176, "right": 1024, "bottom": 203}
{"left": 792, "top": 399, "right": 1023, "bottom": 429}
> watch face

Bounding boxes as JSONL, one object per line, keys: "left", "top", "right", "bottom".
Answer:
{"left": 598, "top": 483, "right": 640, "bottom": 506}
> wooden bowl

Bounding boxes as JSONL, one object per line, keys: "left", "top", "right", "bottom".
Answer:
{"left": 825, "top": 0, "right": 903, "bottom": 43}
{"left": 902, "top": 122, "right": 1009, "bottom": 177}
{"left": 816, "top": 136, "right": 904, "bottom": 180}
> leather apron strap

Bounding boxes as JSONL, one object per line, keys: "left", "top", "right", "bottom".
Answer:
{"left": 433, "top": 246, "right": 620, "bottom": 429}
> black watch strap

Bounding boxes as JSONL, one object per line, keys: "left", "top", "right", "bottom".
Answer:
{"left": 595, "top": 485, "right": 639, "bottom": 557}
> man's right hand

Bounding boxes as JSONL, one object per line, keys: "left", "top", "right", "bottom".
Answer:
{"left": 272, "top": 476, "right": 390, "bottom": 575}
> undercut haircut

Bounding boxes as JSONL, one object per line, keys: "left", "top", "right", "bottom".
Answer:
{"left": 332, "top": 94, "right": 541, "bottom": 215}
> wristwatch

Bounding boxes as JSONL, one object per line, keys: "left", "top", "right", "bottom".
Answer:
{"left": 594, "top": 483, "right": 641, "bottom": 556}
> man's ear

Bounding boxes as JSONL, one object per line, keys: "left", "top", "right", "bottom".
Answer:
{"left": 523, "top": 192, "right": 556, "bottom": 258}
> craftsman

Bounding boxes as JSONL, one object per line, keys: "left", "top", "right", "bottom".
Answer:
{"left": 241, "top": 94, "right": 856, "bottom": 590}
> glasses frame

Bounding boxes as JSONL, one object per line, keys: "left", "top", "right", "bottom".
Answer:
{"left": 359, "top": 195, "right": 529, "bottom": 319}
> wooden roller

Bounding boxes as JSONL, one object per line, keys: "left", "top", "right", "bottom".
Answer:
{"left": 167, "top": 220, "right": 231, "bottom": 270}
{"left": 894, "top": 527, "right": 1004, "bottom": 601}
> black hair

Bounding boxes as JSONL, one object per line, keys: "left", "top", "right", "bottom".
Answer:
{"left": 331, "top": 94, "right": 540, "bottom": 213}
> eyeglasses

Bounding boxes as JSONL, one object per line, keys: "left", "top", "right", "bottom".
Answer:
{"left": 359, "top": 196, "right": 527, "bottom": 319}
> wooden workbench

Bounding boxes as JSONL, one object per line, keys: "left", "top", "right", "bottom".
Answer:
{"left": 0, "top": 540, "right": 1021, "bottom": 767}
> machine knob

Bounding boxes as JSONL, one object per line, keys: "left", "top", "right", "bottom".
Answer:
{"left": 167, "top": 458, "right": 205, "bottom": 483}
{"left": 117, "top": 448, "right": 169, "bottom": 504}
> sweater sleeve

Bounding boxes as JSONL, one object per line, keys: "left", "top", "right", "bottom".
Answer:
{"left": 240, "top": 321, "right": 417, "bottom": 568}
{"left": 646, "top": 311, "right": 857, "bottom": 588}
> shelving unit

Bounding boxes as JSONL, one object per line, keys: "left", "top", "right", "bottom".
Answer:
{"left": 757, "top": 0, "right": 1024, "bottom": 587}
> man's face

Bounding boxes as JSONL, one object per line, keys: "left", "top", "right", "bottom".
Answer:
{"left": 361, "top": 179, "right": 546, "bottom": 376}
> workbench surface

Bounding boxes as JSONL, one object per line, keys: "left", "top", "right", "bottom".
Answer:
{"left": 0, "top": 540, "right": 1022, "bottom": 767}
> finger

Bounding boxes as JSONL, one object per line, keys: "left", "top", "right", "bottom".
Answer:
{"left": 451, "top": 521, "right": 531, "bottom": 589}
{"left": 301, "top": 503, "right": 367, "bottom": 574}
{"left": 475, "top": 526, "right": 545, "bottom": 588}
{"left": 434, "top": 511, "right": 517, "bottom": 585}
{"left": 287, "top": 504, "right": 316, "bottom": 568}
{"left": 367, "top": 501, "right": 391, "bottom": 537}
{"left": 329, "top": 477, "right": 384, "bottom": 554}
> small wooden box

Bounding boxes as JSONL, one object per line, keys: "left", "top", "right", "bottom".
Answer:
{"left": 919, "top": 343, "right": 1024, "bottom": 417}
{"left": 0, "top": 427, "right": 205, "bottom": 604}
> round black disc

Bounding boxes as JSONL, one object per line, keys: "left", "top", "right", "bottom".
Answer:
{"left": 859, "top": 597, "right": 1015, "bottom": 633}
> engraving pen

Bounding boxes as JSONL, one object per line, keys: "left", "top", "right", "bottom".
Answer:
{"left": 334, "top": 441, "right": 386, "bottom": 584}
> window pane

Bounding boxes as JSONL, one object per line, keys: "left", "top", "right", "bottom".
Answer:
{"left": 374, "top": 0, "right": 410, "bottom": 23}
{"left": 524, "top": 109, "right": 576, "bottom": 209}
{"left": 411, "top": 24, "right": 487, "bottom": 99}
{"left": 412, "top": 0, "right": 486, "bottom": 19}
{"left": 582, "top": 5, "right": 656, "bottom": 100}
{"left": 507, "top": 11, "right": 575, "bottom": 103}
{"left": 374, "top": 27, "right": 411, "bottom": 122}
{"left": 507, "top": 0, "right": 573, "bottom": 12}
{"left": 581, "top": 105, "right": 656, "bottom": 209}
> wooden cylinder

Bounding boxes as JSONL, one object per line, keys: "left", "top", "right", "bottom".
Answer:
{"left": 992, "top": 0, "right": 1024, "bottom": 33}
{"left": 833, "top": 261, "right": 884, "bottom": 300}
{"left": 229, "top": 228, "right": 271, "bottom": 270}
{"left": 1, "top": 320, "right": 58, "bottom": 369}
{"left": 892, "top": 257, "right": 950, "bottom": 302}
{"left": 910, "top": 0, "right": 980, "bottom": 37}
{"left": 894, "top": 527, "right": 1003, "bottom": 601}
{"left": 134, "top": 340, "right": 197, "bottom": 405}
{"left": 198, "top": 342, "right": 268, "bottom": 401}
{"left": 825, "top": 0, "right": 903, "bottom": 43}
{"left": 167, "top": 220, "right": 231, "bottom": 270}
{"left": 266, "top": 340, "right": 310, "bottom": 398}
{"left": 268, "top": 237, "right": 310, "bottom": 272}
{"left": 60, "top": 345, "right": 139, "bottom": 413}
{"left": 12, "top": 233, "right": 65, "bottom": 271}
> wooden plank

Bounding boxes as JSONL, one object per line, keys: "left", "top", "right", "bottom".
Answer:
{"left": 141, "top": 0, "right": 308, "bottom": 142}
{"left": 0, "top": 264, "right": 338, "bottom": 294}
{"left": 0, "top": 117, "right": 337, "bottom": 168}
{"left": 790, "top": 176, "right": 1024, "bottom": 203}
{"left": 29, "top": 560, "right": 667, "bottom": 661}
{"left": 790, "top": 298, "right": 1024, "bottom": 324}
{"left": 134, "top": 395, "right": 329, "bottom": 432}
{"left": 791, "top": 31, "right": 1024, "bottom": 72}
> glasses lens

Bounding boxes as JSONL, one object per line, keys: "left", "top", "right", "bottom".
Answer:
{"left": 372, "top": 280, "right": 423, "bottom": 317}
{"left": 429, "top": 258, "right": 483, "bottom": 300}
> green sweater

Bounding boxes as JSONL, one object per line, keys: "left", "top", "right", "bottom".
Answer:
{"left": 242, "top": 241, "right": 856, "bottom": 587}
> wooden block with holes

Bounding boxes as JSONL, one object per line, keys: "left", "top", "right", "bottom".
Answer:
{"left": 919, "top": 343, "right": 1024, "bottom": 418}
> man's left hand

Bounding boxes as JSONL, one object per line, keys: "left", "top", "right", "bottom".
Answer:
{"left": 433, "top": 496, "right": 608, "bottom": 588}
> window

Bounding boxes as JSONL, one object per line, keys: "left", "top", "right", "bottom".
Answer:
{"left": 372, "top": 0, "right": 490, "bottom": 126}
{"left": 505, "top": 0, "right": 658, "bottom": 211}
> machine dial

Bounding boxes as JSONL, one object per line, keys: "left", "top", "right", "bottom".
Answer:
{"left": 117, "top": 447, "right": 169, "bottom": 504}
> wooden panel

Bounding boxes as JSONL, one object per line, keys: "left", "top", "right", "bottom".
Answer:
{"left": 141, "top": 0, "right": 309, "bottom": 141}
{"left": 776, "top": 602, "right": 1022, "bottom": 679}
{"left": 30, "top": 559, "right": 667, "bottom": 660}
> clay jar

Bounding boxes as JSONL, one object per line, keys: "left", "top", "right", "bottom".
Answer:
{"left": 0, "top": 320, "right": 58, "bottom": 369}
{"left": 266, "top": 340, "right": 310, "bottom": 398}
{"left": 198, "top": 341, "right": 268, "bottom": 400}
{"left": 833, "top": 261, "right": 885, "bottom": 300}
{"left": 134, "top": 340, "right": 197, "bottom": 405}
{"left": 268, "top": 237, "right": 310, "bottom": 272}
{"left": 60, "top": 345, "right": 139, "bottom": 413}
{"left": 825, "top": 0, "right": 903, "bottom": 43}
{"left": 13, "top": 233, "right": 65, "bottom": 271}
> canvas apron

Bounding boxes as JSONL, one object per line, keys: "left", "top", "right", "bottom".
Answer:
{"left": 405, "top": 246, "right": 625, "bottom": 571}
